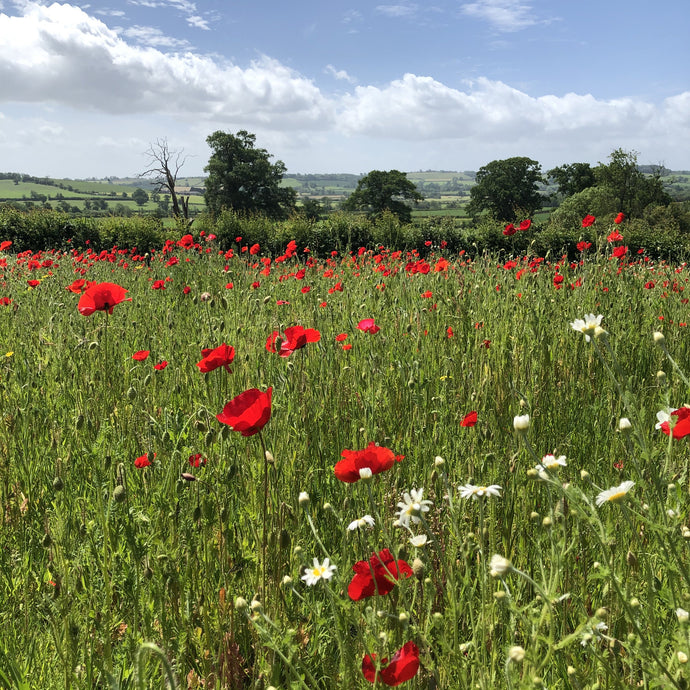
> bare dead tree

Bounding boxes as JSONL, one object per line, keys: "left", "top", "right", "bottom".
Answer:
{"left": 140, "top": 138, "right": 193, "bottom": 223}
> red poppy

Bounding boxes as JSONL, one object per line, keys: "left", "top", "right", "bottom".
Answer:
{"left": 66, "top": 278, "right": 94, "bottom": 294}
{"left": 177, "top": 234, "right": 194, "bottom": 248}
{"left": 581, "top": 214, "right": 596, "bottom": 228}
{"left": 349, "top": 549, "right": 414, "bottom": 601}
{"left": 612, "top": 245, "right": 628, "bottom": 258}
{"left": 197, "top": 343, "right": 235, "bottom": 373}
{"left": 183, "top": 286, "right": 191, "bottom": 295}
{"left": 27, "top": 280, "right": 40, "bottom": 288}
{"left": 151, "top": 280, "right": 166, "bottom": 290}
{"left": 78, "top": 282, "right": 130, "bottom": 316}
{"left": 0, "top": 297, "right": 12, "bottom": 306}
{"left": 188, "top": 453, "right": 207, "bottom": 467}
{"left": 660, "top": 408, "right": 690, "bottom": 440}
{"left": 421, "top": 291, "right": 433, "bottom": 298}
{"left": 336, "top": 333, "right": 348, "bottom": 342}
{"left": 216, "top": 387, "right": 272, "bottom": 437}
{"left": 519, "top": 219, "right": 531, "bottom": 231}
{"left": 154, "top": 361, "right": 168, "bottom": 370}
{"left": 342, "top": 343, "right": 352, "bottom": 350}
{"left": 250, "top": 243, "right": 260, "bottom": 255}
{"left": 251, "top": 281, "right": 260, "bottom": 289}
{"left": 357, "top": 318, "right": 380, "bottom": 334}
{"left": 607, "top": 230, "right": 623, "bottom": 243}
{"left": 614, "top": 212, "right": 625, "bottom": 224}
{"left": 132, "top": 350, "right": 150, "bottom": 361}
{"left": 134, "top": 453, "right": 155, "bottom": 468}
{"left": 576, "top": 241, "right": 592, "bottom": 252}
{"left": 334, "top": 442, "right": 397, "bottom": 483}
{"left": 503, "top": 224, "right": 516, "bottom": 236}
{"left": 447, "top": 327, "right": 454, "bottom": 338}
{"left": 266, "top": 326, "right": 321, "bottom": 358}
{"left": 362, "top": 641, "right": 420, "bottom": 686}
{"left": 0, "top": 241, "right": 12, "bottom": 251}
{"left": 461, "top": 411, "right": 478, "bottom": 427}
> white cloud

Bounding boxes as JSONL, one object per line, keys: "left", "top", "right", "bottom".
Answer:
{"left": 325, "top": 64, "right": 356, "bottom": 84}
{"left": 0, "top": 3, "right": 333, "bottom": 128}
{"left": 376, "top": 4, "right": 418, "bottom": 18}
{"left": 461, "top": 0, "right": 537, "bottom": 32}
{"left": 123, "top": 25, "right": 192, "bottom": 48}
{"left": 186, "top": 14, "right": 209, "bottom": 30}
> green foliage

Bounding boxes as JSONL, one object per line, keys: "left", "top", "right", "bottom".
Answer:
{"left": 342, "top": 170, "right": 424, "bottom": 223}
{"left": 131, "top": 188, "right": 149, "bottom": 207}
{"left": 595, "top": 148, "right": 671, "bottom": 216}
{"left": 466, "top": 157, "right": 545, "bottom": 221}
{"left": 547, "top": 162, "right": 596, "bottom": 198}
{"left": 204, "top": 130, "right": 296, "bottom": 219}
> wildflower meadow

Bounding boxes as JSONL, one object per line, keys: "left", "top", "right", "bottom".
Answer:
{"left": 3, "top": 216, "right": 690, "bottom": 689}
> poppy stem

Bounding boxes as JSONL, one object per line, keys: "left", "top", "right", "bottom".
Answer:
{"left": 257, "top": 430, "right": 269, "bottom": 600}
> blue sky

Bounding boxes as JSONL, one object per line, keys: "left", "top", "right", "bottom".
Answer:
{"left": 0, "top": 0, "right": 688, "bottom": 178}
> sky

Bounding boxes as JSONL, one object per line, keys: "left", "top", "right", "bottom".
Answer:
{"left": 0, "top": 0, "right": 688, "bottom": 179}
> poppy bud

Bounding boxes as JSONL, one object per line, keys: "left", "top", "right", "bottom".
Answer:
{"left": 143, "top": 374, "right": 152, "bottom": 387}
{"left": 52, "top": 476, "right": 64, "bottom": 491}
{"left": 412, "top": 557, "right": 425, "bottom": 580}
{"left": 262, "top": 296, "right": 271, "bottom": 304}
{"left": 161, "top": 431, "right": 171, "bottom": 444}
{"left": 75, "top": 414, "right": 85, "bottom": 430}
{"left": 42, "top": 533, "right": 52, "bottom": 548}
{"left": 219, "top": 425, "right": 230, "bottom": 440}
{"left": 194, "top": 420, "right": 206, "bottom": 432}
{"left": 113, "top": 485, "right": 127, "bottom": 503}
{"left": 220, "top": 296, "right": 229, "bottom": 309}
{"left": 88, "top": 341, "right": 99, "bottom": 350}
{"left": 127, "top": 386, "right": 137, "bottom": 400}
{"left": 204, "top": 430, "right": 215, "bottom": 447}
{"left": 147, "top": 451, "right": 155, "bottom": 464}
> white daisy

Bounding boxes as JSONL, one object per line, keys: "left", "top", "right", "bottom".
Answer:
{"left": 347, "top": 514, "right": 375, "bottom": 531}
{"left": 301, "top": 557, "right": 336, "bottom": 586}
{"left": 570, "top": 313, "right": 603, "bottom": 342}
{"left": 595, "top": 480, "right": 635, "bottom": 507}
{"left": 458, "top": 483, "right": 502, "bottom": 500}
{"left": 535, "top": 454, "right": 567, "bottom": 478}
{"left": 409, "top": 534, "right": 429, "bottom": 547}
{"left": 394, "top": 488, "right": 432, "bottom": 528}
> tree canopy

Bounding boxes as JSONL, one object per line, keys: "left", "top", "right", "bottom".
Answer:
{"left": 342, "top": 170, "right": 423, "bottom": 223}
{"left": 465, "top": 157, "right": 545, "bottom": 221}
{"left": 547, "top": 162, "right": 596, "bottom": 198}
{"left": 204, "top": 130, "right": 296, "bottom": 219}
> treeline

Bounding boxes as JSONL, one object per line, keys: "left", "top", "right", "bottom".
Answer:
{"left": 3, "top": 202, "right": 690, "bottom": 261}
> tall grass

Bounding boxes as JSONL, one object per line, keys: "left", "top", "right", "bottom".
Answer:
{"left": 1, "top": 230, "right": 690, "bottom": 688}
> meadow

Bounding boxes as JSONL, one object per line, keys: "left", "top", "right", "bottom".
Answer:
{"left": 2, "top": 218, "right": 690, "bottom": 688}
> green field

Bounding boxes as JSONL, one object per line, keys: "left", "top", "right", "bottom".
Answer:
{"left": 2, "top": 227, "right": 690, "bottom": 687}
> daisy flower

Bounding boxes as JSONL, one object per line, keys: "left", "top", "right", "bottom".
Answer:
{"left": 595, "top": 480, "right": 635, "bottom": 507}
{"left": 570, "top": 313, "right": 603, "bottom": 342}
{"left": 347, "top": 514, "right": 375, "bottom": 531}
{"left": 394, "top": 488, "right": 432, "bottom": 528}
{"left": 535, "top": 454, "right": 567, "bottom": 478}
{"left": 458, "top": 483, "right": 502, "bottom": 500}
{"left": 301, "top": 557, "right": 337, "bottom": 586}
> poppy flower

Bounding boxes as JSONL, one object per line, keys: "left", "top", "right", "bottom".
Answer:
{"left": 216, "top": 387, "right": 272, "bottom": 437}
{"left": 503, "top": 224, "right": 516, "bottom": 236}
{"left": 461, "top": 411, "right": 478, "bottom": 427}
{"left": 197, "top": 343, "right": 235, "bottom": 373}
{"left": 336, "top": 333, "right": 348, "bottom": 342}
{"left": 612, "top": 245, "right": 628, "bottom": 258}
{"left": 519, "top": 219, "right": 531, "bottom": 231}
{"left": 78, "top": 282, "right": 130, "bottom": 316}
{"left": 576, "top": 241, "right": 592, "bottom": 252}
{"left": 362, "top": 641, "right": 420, "bottom": 686}
{"left": 183, "top": 286, "right": 191, "bottom": 295}
{"left": 421, "top": 291, "right": 433, "bottom": 298}
{"left": 188, "top": 453, "right": 207, "bottom": 467}
{"left": 250, "top": 243, "right": 260, "bottom": 255}
{"left": 151, "top": 280, "right": 166, "bottom": 290}
{"left": 348, "top": 549, "right": 414, "bottom": 601}
{"left": 0, "top": 241, "right": 12, "bottom": 251}
{"left": 134, "top": 452, "right": 155, "bottom": 468}
{"left": 334, "top": 442, "right": 397, "bottom": 483}
{"left": 357, "top": 318, "right": 380, "bottom": 334}
{"left": 607, "top": 230, "right": 624, "bottom": 243}
{"left": 581, "top": 214, "right": 596, "bottom": 228}
{"left": 614, "top": 212, "right": 625, "bottom": 224}
{"left": 154, "top": 361, "right": 168, "bottom": 370}
{"left": 266, "top": 326, "right": 320, "bottom": 357}
{"left": 658, "top": 408, "right": 690, "bottom": 440}
{"left": 66, "top": 279, "right": 93, "bottom": 294}
{"left": 0, "top": 297, "right": 12, "bottom": 306}
{"left": 132, "top": 350, "right": 150, "bottom": 361}
{"left": 27, "top": 280, "right": 40, "bottom": 288}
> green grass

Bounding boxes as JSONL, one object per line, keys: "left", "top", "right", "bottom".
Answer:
{"left": 1, "top": 233, "right": 690, "bottom": 687}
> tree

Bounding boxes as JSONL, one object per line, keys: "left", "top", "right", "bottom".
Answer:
{"left": 594, "top": 148, "right": 671, "bottom": 216}
{"left": 204, "top": 130, "right": 296, "bottom": 219}
{"left": 341, "top": 170, "right": 423, "bottom": 223}
{"left": 140, "top": 138, "right": 191, "bottom": 222}
{"left": 547, "top": 162, "right": 596, "bottom": 198}
{"left": 465, "top": 157, "right": 545, "bottom": 221}
{"left": 132, "top": 188, "right": 149, "bottom": 207}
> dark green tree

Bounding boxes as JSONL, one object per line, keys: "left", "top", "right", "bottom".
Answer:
{"left": 466, "top": 157, "right": 545, "bottom": 221}
{"left": 132, "top": 188, "right": 149, "bottom": 207}
{"left": 547, "top": 162, "right": 596, "bottom": 198}
{"left": 594, "top": 148, "right": 671, "bottom": 216}
{"left": 204, "top": 130, "right": 296, "bottom": 219}
{"left": 341, "top": 170, "right": 423, "bottom": 223}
